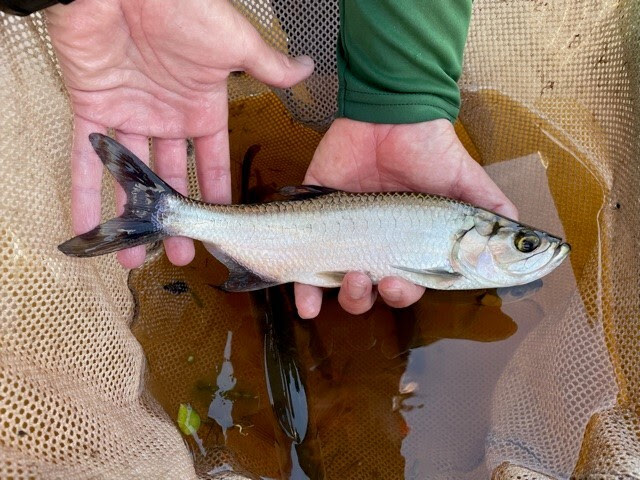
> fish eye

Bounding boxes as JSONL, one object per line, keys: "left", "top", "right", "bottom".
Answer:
{"left": 514, "top": 231, "right": 541, "bottom": 253}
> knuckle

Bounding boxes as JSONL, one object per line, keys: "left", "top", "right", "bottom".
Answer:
{"left": 200, "top": 165, "right": 231, "bottom": 182}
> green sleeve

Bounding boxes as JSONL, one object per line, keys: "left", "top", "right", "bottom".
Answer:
{"left": 337, "top": 0, "right": 472, "bottom": 124}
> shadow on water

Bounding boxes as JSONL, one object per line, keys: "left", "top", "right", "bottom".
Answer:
{"left": 128, "top": 91, "right": 610, "bottom": 479}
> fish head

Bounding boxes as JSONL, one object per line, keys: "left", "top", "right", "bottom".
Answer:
{"left": 452, "top": 210, "right": 571, "bottom": 287}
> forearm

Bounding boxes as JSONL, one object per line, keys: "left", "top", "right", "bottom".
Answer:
{"left": 337, "top": 0, "right": 472, "bottom": 124}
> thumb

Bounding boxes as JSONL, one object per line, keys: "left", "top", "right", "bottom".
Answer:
{"left": 241, "top": 27, "right": 314, "bottom": 88}
{"left": 454, "top": 157, "right": 520, "bottom": 221}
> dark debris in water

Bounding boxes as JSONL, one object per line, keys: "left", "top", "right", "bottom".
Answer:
{"left": 163, "top": 280, "right": 204, "bottom": 308}
{"left": 163, "top": 280, "right": 190, "bottom": 295}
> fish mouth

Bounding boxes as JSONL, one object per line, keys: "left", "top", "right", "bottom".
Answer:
{"left": 553, "top": 242, "right": 571, "bottom": 261}
{"left": 545, "top": 241, "right": 571, "bottom": 268}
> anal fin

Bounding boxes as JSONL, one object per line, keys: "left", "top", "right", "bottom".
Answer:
{"left": 205, "top": 244, "right": 278, "bottom": 292}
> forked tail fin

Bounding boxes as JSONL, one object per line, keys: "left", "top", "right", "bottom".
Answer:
{"left": 58, "top": 133, "right": 177, "bottom": 257}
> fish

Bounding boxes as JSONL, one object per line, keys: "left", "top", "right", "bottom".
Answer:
{"left": 58, "top": 134, "right": 571, "bottom": 292}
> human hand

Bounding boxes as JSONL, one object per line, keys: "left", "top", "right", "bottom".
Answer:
{"left": 295, "top": 118, "right": 519, "bottom": 318}
{"left": 47, "top": 0, "right": 313, "bottom": 268}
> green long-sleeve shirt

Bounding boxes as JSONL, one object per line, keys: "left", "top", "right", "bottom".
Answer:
{"left": 338, "top": 0, "right": 472, "bottom": 124}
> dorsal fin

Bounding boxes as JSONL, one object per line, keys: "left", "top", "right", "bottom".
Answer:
{"left": 279, "top": 185, "right": 338, "bottom": 200}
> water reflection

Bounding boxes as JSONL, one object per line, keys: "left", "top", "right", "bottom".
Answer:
{"left": 208, "top": 331, "right": 237, "bottom": 440}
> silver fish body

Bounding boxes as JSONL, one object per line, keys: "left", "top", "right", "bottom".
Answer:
{"left": 59, "top": 134, "right": 570, "bottom": 291}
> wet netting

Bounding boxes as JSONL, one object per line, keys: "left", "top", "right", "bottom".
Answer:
{"left": 1, "top": 1, "right": 639, "bottom": 479}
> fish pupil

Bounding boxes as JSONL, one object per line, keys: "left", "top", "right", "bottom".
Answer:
{"left": 515, "top": 231, "right": 541, "bottom": 253}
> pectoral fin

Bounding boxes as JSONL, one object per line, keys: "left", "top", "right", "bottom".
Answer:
{"left": 205, "top": 244, "right": 278, "bottom": 292}
{"left": 392, "top": 266, "right": 462, "bottom": 288}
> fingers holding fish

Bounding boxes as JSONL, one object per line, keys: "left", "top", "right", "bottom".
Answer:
{"left": 450, "top": 150, "right": 519, "bottom": 221}
{"left": 114, "top": 131, "right": 150, "bottom": 269}
{"left": 378, "top": 277, "right": 425, "bottom": 309}
{"left": 153, "top": 138, "right": 195, "bottom": 266}
{"left": 195, "top": 128, "right": 232, "bottom": 205}
{"left": 297, "top": 273, "right": 422, "bottom": 317}
{"left": 294, "top": 283, "right": 323, "bottom": 319}
{"left": 337, "top": 272, "right": 378, "bottom": 316}
{"left": 70, "top": 117, "right": 107, "bottom": 237}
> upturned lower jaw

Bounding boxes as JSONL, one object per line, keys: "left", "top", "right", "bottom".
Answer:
{"left": 554, "top": 242, "right": 572, "bottom": 260}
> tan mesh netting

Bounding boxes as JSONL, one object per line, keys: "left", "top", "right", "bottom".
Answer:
{"left": 1, "top": 0, "right": 639, "bottom": 479}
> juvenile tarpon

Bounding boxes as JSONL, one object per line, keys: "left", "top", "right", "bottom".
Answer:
{"left": 59, "top": 134, "right": 571, "bottom": 291}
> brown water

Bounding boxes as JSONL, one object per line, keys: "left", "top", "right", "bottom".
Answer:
{"left": 129, "top": 91, "right": 611, "bottom": 479}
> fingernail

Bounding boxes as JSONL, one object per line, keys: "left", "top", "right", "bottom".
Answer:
{"left": 383, "top": 288, "right": 402, "bottom": 302}
{"left": 348, "top": 279, "right": 367, "bottom": 300}
{"left": 294, "top": 55, "right": 314, "bottom": 68}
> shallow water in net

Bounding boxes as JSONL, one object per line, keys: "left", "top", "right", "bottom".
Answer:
{"left": 128, "top": 92, "right": 616, "bottom": 480}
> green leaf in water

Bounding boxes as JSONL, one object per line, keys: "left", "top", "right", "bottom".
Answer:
{"left": 177, "top": 403, "right": 201, "bottom": 436}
